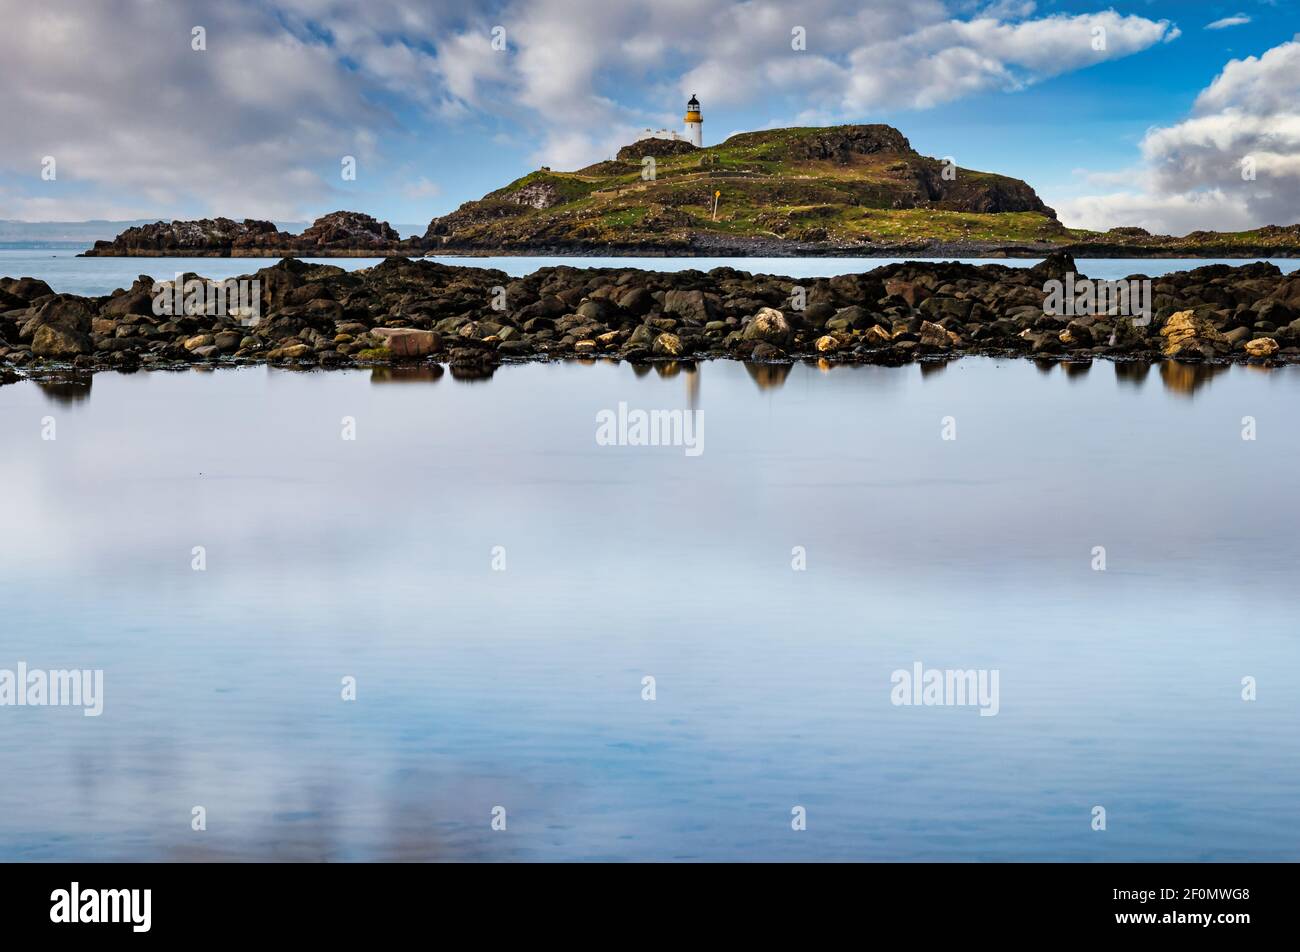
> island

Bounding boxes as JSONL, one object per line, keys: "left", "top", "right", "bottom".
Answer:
{"left": 80, "top": 125, "right": 1300, "bottom": 260}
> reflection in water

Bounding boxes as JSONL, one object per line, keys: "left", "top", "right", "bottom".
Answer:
{"left": 685, "top": 365, "right": 699, "bottom": 411}
{"left": 919, "top": 358, "right": 953, "bottom": 378}
{"left": 744, "top": 360, "right": 792, "bottom": 390}
{"left": 653, "top": 361, "right": 681, "bottom": 378}
{"left": 1114, "top": 361, "right": 1151, "bottom": 387}
{"left": 5, "top": 358, "right": 1300, "bottom": 862}
{"left": 630, "top": 362, "right": 653, "bottom": 378}
{"left": 448, "top": 363, "right": 496, "bottom": 382}
{"left": 35, "top": 374, "right": 93, "bottom": 404}
{"left": 1160, "top": 360, "right": 1230, "bottom": 397}
{"left": 1033, "top": 358, "right": 1057, "bottom": 375}
{"left": 1063, "top": 359, "right": 1092, "bottom": 380}
{"left": 370, "top": 365, "right": 444, "bottom": 384}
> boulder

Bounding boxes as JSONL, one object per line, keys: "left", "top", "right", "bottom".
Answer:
{"left": 27, "top": 297, "right": 94, "bottom": 357}
{"left": 373, "top": 327, "right": 440, "bottom": 358}
{"left": 742, "top": 307, "right": 792, "bottom": 345}
{"left": 863, "top": 325, "right": 893, "bottom": 346}
{"left": 1160, "top": 309, "right": 1225, "bottom": 358}
{"left": 32, "top": 324, "right": 92, "bottom": 358}
{"left": 917, "top": 320, "right": 950, "bottom": 348}
{"left": 652, "top": 332, "right": 683, "bottom": 357}
{"left": 1244, "top": 337, "right": 1279, "bottom": 358}
{"left": 663, "top": 289, "right": 717, "bottom": 324}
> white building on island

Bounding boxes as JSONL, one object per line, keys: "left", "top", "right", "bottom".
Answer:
{"left": 639, "top": 94, "right": 704, "bottom": 148}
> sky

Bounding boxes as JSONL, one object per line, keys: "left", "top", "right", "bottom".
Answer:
{"left": 0, "top": 0, "right": 1296, "bottom": 235}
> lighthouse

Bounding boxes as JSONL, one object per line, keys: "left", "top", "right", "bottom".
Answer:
{"left": 684, "top": 94, "right": 702, "bottom": 147}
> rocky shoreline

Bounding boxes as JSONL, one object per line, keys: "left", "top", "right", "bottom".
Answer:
{"left": 80, "top": 218, "right": 1300, "bottom": 260}
{"left": 3, "top": 254, "right": 1299, "bottom": 382}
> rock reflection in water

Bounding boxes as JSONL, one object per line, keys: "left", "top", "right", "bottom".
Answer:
{"left": 744, "top": 360, "right": 792, "bottom": 390}
{"left": 370, "top": 365, "right": 444, "bottom": 384}
{"left": 1160, "top": 360, "right": 1231, "bottom": 396}
{"left": 1114, "top": 361, "right": 1152, "bottom": 387}
{"left": 35, "top": 374, "right": 93, "bottom": 405}
{"left": 919, "top": 358, "right": 953, "bottom": 378}
{"left": 448, "top": 363, "right": 496, "bottom": 383}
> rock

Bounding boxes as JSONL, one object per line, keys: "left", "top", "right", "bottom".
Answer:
{"left": 884, "top": 278, "right": 929, "bottom": 307}
{"left": 215, "top": 331, "right": 243, "bottom": 352}
{"left": 1244, "top": 337, "right": 1279, "bottom": 358}
{"left": 373, "top": 328, "right": 440, "bottom": 358}
{"left": 1160, "top": 309, "right": 1225, "bottom": 358}
{"left": 917, "top": 320, "right": 950, "bottom": 348}
{"left": 183, "top": 334, "right": 215, "bottom": 351}
{"left": 84, "top": 212, "right": 419, "bottom": 256}
{"left": 742, "top": 307, "right": 792, "bottom": 345}
{"left": 1, "top": 276, "right": 54, "bottom": 302}
{"left": 267, "top": 343, "right": 313, "bottom": 360}
{"left": 32, "top": 324, "right": 92, "bottom": 358}
{"left": 1026, "top": 252, "right": 1077, "bottom": 283}
{"left": 27, "top": 297, "right": 94, "bottom": 357}
{"left": 863, "top": 325, "right": 893, "bottom": 346}
{"left": 814, "top": 334, "right": 841, "bottom": 353}
{"left": 1059, "top": 320, "right": 1094, "bottom": 347}
{"left": 663, "top": 289, "right": 717, "bottom": 324}
{"left": 576, "top": 298, "right": 617, "bottom": 323}
{"left": 652, "top": 332, "right": 683, "bottom": 357}
{"left": 750, "top": 342, "right": 785, "bottom": 360}
{"left": 616, "top": 286, "right": 655, "bottom": 316}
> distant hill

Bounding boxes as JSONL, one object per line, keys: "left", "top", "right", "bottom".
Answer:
{"left": 422, "top": 124, "right": 1069, "bottom": 254}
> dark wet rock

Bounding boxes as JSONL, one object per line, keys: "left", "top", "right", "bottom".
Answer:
{"left": 84, "top": 212, "right": 422, "bottom": 257}
{"left": 6, "top": 255, "right": 1300, "bottom": 373}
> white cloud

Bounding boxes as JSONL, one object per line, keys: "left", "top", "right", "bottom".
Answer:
{"left": 1206, "top": 15, "right": 1251, "bottom": 31}
{"left": 434, "top": 0, "right": 1178, "bottom": 167}
{"left": 1056, "top": 40, "right": 1300, "bottom": 233}
{"left": 0, "top": 0, "right": 1179, "bottom": 220}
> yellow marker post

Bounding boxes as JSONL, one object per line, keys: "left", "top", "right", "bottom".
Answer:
{"left": 712, "top": 190, "right": 721, "bottom": 221}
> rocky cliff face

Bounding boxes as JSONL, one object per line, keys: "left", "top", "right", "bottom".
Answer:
{"left": 616, "top": 138, "right": 699, "bottom": 161}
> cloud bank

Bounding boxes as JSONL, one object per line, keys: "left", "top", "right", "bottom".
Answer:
{"left": 1058, "top": 39, "right": 1300, "bottom": 235}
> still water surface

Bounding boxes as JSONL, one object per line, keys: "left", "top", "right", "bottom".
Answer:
{"left": 1, "top": 357, "right": 1297, "bottom": 860}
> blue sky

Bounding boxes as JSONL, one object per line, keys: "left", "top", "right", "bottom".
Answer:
{"left": 1, "top": 0, "right": 1297, "bottom": 234}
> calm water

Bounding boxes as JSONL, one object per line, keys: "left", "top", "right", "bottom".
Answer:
{"left": 1, "top": 357, "right": 1298, "bottom": 861}
{"left": 3, "top": 247, "right": 1300, "bottom": 296}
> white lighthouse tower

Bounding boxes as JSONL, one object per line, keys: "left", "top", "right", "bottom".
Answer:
{"left": 684, "top": 94, "right": 703, "bottom": 147}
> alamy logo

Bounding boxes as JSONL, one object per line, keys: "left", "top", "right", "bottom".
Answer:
{"left": 152, "top": 273, "right": 261, "bottom": 326}
{"left": 1043, "top": 272, "right": 1152, "bottom": 326}
{"left": 890, "top": 662, "right": 1000, "bottom": 717}
{"left": 595, "top": 402, "right": 704, "bottom": 457}
{"left": 0, "top": 662, "right": 103, "bottom": 716}
{"left": 50, "top": 883, "right": 151, "bottom": 933}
